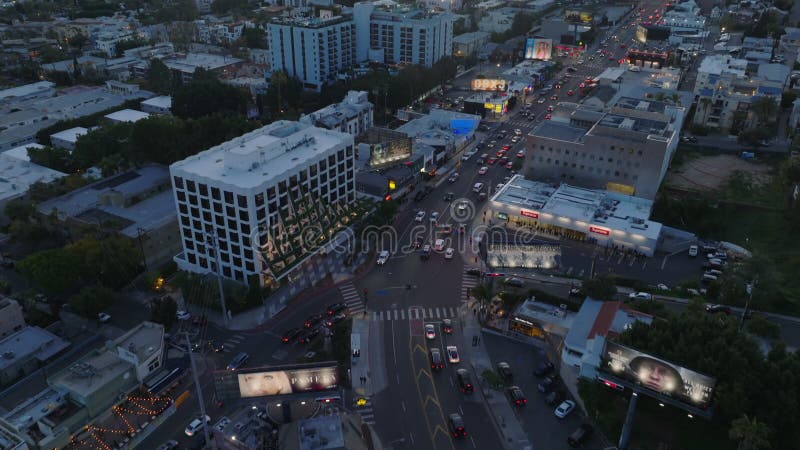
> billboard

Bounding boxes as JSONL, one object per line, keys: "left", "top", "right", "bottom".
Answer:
{"left": 524, "top": 38, "right": 553, "bottom": 61}
{"left": 231, "top": 364, "right": 338, "bottom": 398}
{"left": 565, "top": 10, "right": 593, "bottom": 24}
{"left": 601, "top": 342, "right": 716, "bottom": 409}
{"left": 471, "top": 78, "right": 507, "bottom": 91}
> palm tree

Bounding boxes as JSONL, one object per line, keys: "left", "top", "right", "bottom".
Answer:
{"left": 750, "top": 96, "right": 778, "bottom": 126}
{"left": 696, "top": 97, "right": 711, "bottom": 125}
{"left": 470, "top": 283, "right": 493, "bottom": 320}
{"left": 729, "top": 414, "right": 772, "bottom": 450}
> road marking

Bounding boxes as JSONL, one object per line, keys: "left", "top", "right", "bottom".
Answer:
{"left": 271, "top": 349, "right": 287, "bottom": 360}
{"left": 391, "top": 320, "right": 397, "bottom": 365}
{"left": 400, "top": 309, "right": 406, "bottom": 320}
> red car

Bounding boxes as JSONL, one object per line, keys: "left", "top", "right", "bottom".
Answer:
{"left": 567, "top": 90, "right": 574, "bottom": 96}
{"left": 609, "top": 55, "right": 615, "bottom": 61}
{"left": 579, "top": 82, "right": 586, "bottom": 88}
{"left": 516, "top": 150, "right": 525, "bottom": 158}
{"left": 620, "top": 43, "right": 627, "bottom": 49}
{"left": 545, "top": 114, "right": 552, "bottom": 120}
{"left": 487, "top": 157, "right": 497, "bottom": 165}
{"left": 502, "top": 145, "right": 511, "bottom": 150}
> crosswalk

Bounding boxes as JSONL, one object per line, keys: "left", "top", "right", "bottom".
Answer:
{"left": 339, "top": 283, "right": 365, "bottom": 315}
{"left": 370, "top": 306, "right": 459, "bottom": 321}
{"left": 222, "top": 333, "right": 246, "bottom": 352}
{"left": 461, "top": 270, "right": 478, "bottom": 303}
{"left": 358, "top": 398, "right": 375, "bottom": 425}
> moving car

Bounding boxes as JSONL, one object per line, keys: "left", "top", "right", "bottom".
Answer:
{"left": 414, "top": 237, "right": 424, "bottom": 248}
{"left": 448, "top": 413, "right": 468, "bottom": 438}
{"left": 555, "top": 400, "right": 576, "bottom": 418}
{"left": 444, "top": 248, "right": 455, "bottom": 260}
{"left": 628, "top": 292, "right": 653, "bottom": 301}
{"left": 545, "top": 114, "right": 552, "bottom": 120}
{"left": 448, "top": 172, "right": 459, "bottom": 183}
{"left": 442, "top": 319, "right": 453, "bottom": 334}
{"left": 505, "top": 277, "right": 524, "bottom": 287}
{"left": 208, "top": 340, "right": 225, "bottom": 353}
{"left": 657, "top": 283, "right": 669, "bottom": 291}
{"left": 430, "top": 212, "right": 439, "bottom": 223}
{"left": 327, "top": 302, "right": 347, "bottom": 316}
{"left": 281, "top": 327, "right": 303, "bottom": 343}
{"left": 425, "top": 324, "right": 436, "bottom": 340}
{"left": 507, "top": 386, "right": 527, "bottom": 406}
{"left": 688, "top": 245, "right": 698, "bottom": 257}
{"left": 298, "top": 327, "right": 321, "bottom": 344}
{"left": 505, "top": 161, "right": 514, "bottom": 169}
{"left": 325, "top": 312, "right": 347, "bottom": 327}
{"left": 177, "top": 310, "right": 191, "bottom": 320}
{"left": 421, "top": 245, "right": 431, "bottom": 260}
{"left": 487, "top": 157, "right": 498, "bottom": 165}
{"left": 567, "top": 90, "right": 574, "bottom": 96}
{"left": 478, "top": 166, "right": 489, "bottom": 175}
{"left": 185, "top": 415, "right": 211, "bottom": 436}
{"left": 446, "top": 345, "right": 460, "bottom": 363}
{"left": 456, "top": 368, "right": 474, "bottom": 393}
{"left": 304, "top": 314, "right": 323, "bottom": 328}
{"left": 516, "top": 150, "right": 525, "bottom": 158}
{"left": 430, "top": 348, "right": 444, "bottom": 371}
{"left": 415, "top": 210, "right": 426, "bottom": 222}
{"left": 98, "top": 312, "right": 111, "bottom": 323}
{"left": 376, "top": 250, "right": 390, "bottom": 265}
{"left": 497, "top": 362, "right": 513, "bottom": 380}
{"left": 156, "top": 440, "right": 179, "bottom": 450}
{"left": 567, "top": 424, "right": 594, "bottom": 447}
{"left": 705, "top": 304, "right": 732, "bottom": 315}
{"left": 226, "top": 352, "right": 249, "bottom": 370}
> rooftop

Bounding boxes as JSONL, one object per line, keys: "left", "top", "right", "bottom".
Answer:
{"left": 164, "top": 52, "right": 243, "bottom": 74}
{"left": 0, "top": 81, "right": 54, "bottom": 103}
{"left": 49, "top": 348, "right": 134, "bottom": 398}
{"left": 453, "top": 31, "right": 491, "bottom": 43}
{"left": 530, "top": 120, "right": 587, "bottom": 143}
{"left": 4, "top": 387, "right": 68, "bottom": 430}
{"left": 50, "top": 126, "right": 88, "bottom": 144}
{"left": 104, "top": 109, "right": 150, "bottom": 123}
{"left": 512, "top": 298, "right": 574, "bottom": 330}
{"left": 2, "top": 142, "right": 43, "bottom": 162}
{"left": 492, "top": 176, "right": 662, "bottom": 240}
{"left": 170, "top": 121, "right": 353, "bottom": 189}
{"left": 0, "top": 326, "right": 70, "bottom": 371}
{"left": 564, "top": 298, "right": 652, "bottom": 351}
{"left": 0, "top": 149, "right": 68, "bottom": 202}
{"left": 140, "top": 96, "right": 172, "bottom": 111}
{"left": 270, "top": 14, "right": 351, "bottom": 28}
{"left": 297, "top": 415, "right": 344, "bottom": 449}
{"left": 698, "top": 54, "right": 747, "bottom": 77}
{"left": 114, "top": 321, "right": 163, "bottom": 363}
{"left": 0, "top": 417, "right": 26, "bottom": 450}
{"left": 301, "top": 91, "right": 372, "bottom": 131}
{"left": 36, "top": 164, "right": 176, "bottom": 238}
{"left": 396, "top": 108, "right": 480, "bottom": 140}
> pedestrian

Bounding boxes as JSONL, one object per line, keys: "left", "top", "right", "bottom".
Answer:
{"left": 473, "top": 308, "right": 477, "bottom": 315}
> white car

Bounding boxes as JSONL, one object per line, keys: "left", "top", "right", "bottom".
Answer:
{"left": 457, "top": 201, "right": 468, "bottom": 213}
{"left": 656, "top": 283, "right": 669, "bottom": 291}
{"left": 425, "top": 324, "right": 436, "bottom": 340}
{"left": 462, "top": 153, "right": 472, "bottom": 161}
{"left": 376, "top": 250, "right": 390, "bottom": 265}
{"left": 554, "top": 400, "right": 576, "bottom": 418}
{"left": 538, "top": 97, "right": 546, "bottom": 104}
{"left": 444, "top": 248, "right": 454, "bottom": 260}
{"left": 446, "top": 346, "right": 460, "bottom": 363}
{"left": 185, "top": 415, "right": 211, "bottom": 436}
{"left": 688, "top": 245, "right": 698, "bottom": 257}
{"left": 177, "top": 310, "right": 191, "bottom": 320}
{"left": 415, "top": 210, "right": 426, "bottom": 222}
{"left": 448, "top": 172, "right": 459, "bottom": 183}
{"left": 430, "top": 212, "right": 440, "bottom": 223}
{"left": 478, "top": 166, "right": 489, "bottom": 175}
{"left": 98, "top": 312, "right": 111, "bottom": 323}
{"left": 628, "top": 292, "right": 653, "bottom": 301}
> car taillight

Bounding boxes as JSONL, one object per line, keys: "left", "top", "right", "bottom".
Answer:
{"left": 463, "top": 430, "right": 468, "bottom": 436}
{"left": 282, "top": 337, "right": 288, "bottom": 342}
{"left": 327, "top": 310, "right": 333, "bottom": 315}
{"left": 453, "top": 432, "right": 459, "bottom": 437}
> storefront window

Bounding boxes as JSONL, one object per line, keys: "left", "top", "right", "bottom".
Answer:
{"left": 510, "top": 318, "right": 545, "bottom": 339}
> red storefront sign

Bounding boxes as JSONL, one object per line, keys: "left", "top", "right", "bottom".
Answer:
{"left": 520, "top": 209, "right": 539, "bottom": 219}
{"left": 589, "top": 226, "right": 610, "bottom": 236}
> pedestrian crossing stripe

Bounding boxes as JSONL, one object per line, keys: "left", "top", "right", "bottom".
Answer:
{"left": 358, "top": 399, "right": 375, "bottom": 424}
{"left": 371, "top": 306, "right": 459, "bottom": 321}
{"left": 339, "top": 283, "right": 365, "bottom": 313}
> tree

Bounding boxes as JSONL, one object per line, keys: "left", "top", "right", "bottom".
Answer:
{"left": 729, "top": 415, "right": 773, "bottom": 450}
{"left": 581, "top": 275, "right": 618, "bottom": 301}
{"left": 147, "top": 58, "right": 173, "bottom": 94}
{"left": 240, "top": 27, "right": 267, "bottom": 49}
{"left": 470, "top": 284, "right": 493, "bottom": 309}
{"left": 211, "top": 0, "right": 249, "bottom": 15}
{"left": 151, "top": 295, "right": 178, "bottom": 328}
{"left": 69, "top": 284, "right": 114, "bottom": 318}
{"left": 17, "top": 248, "right": 81, "bottom": 295}
{"left": 172, "top": 75, "right": 248, "bottom": 119}
{"left": 780, "top": 91, "right": 797, "bottom": 109}
{"left": 750, "top": 96, "right": 778, "bottom": 125}
{"left": 26, "top": 145, "right": 72, "bottom": 172}
{"left": 737, "top": 128, "right": 772, "bottom": 148}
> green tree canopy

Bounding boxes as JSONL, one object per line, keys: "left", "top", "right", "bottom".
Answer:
{"left": 172, "top": 73, "right": 249, "bottom": 119}
{"left": 69, "top": 284, "right": 114, "bottom": 318}
{"left": 147, "top": 58, "right": 173, "bottom": 94}
{"left": 581, "top": 275, "right": 618, "bottom": 301}
{"left": 150, "top": 295, "right": 178, "bottom": 328}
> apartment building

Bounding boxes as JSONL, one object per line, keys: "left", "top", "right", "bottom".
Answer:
{"left": 169, "top": 121, "right": 355, "bottom": 286}
{"left": 523, "top": 96, "right": 684, "bottom": 200}
{"left": 267, "top": 15, "right": 356, "bottom": 91}
{"left": 299, "top": 90, "right": 373, "bottom": 137}
{"left": 354, "top": 2, "right": 453, "bottom": 68}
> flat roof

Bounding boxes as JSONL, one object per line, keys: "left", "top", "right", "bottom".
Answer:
{"left": 0, "top": 81, "right": 54, "bottom": 102}
{"left": 141, "top": 95, "right": 171, "bottom": 109}
{"left": 0, "top": 326, "right": 70, "bottom": 371}
{"left": 164, "top": 52, "right": 243, "bottom": 74}
{"left": 2, "top": 142, "right": 43, "bottom": 162}
{"left": 49, "top": 348, "right": 134, "bottom": 398}
{"left": 453, "top": 31, "right": 490, "bottom": 43}
{"left": 0, "top": 152, "right": 68, "bottom": 202}
{"left": 36, "top": 164, "right": 175, "bottom": 237}
{"left": 492, "top": 175, "right": 662, "bottom": 240}
{"left": 114, "top": 321, "right": 163, "bottom": 362}
{"left": 170, "top": 121, "right": 352, "bottom": 190}
{"left": 512, "top": 298, "right": 574, "bottom": 329}
{"left": 530, "top": 121, "right": 586, "bottom": 143}
{"left": 4, "top": 387, "right": 68, "bottom": 430}
{"left": 297, "top": 415, "right": 344, "bottom": 450}
{"left": 104, "top": 109, "right": 150, "bottom": 123}
{"left": 50, "top": 126, "right": 88, "bottom": 144}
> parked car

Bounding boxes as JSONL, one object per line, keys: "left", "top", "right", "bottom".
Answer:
{"left": 555, "top": 400, "right": 576, "bottom": 418}
{"left": 156, "top": 440, "right": 179, "bottom": 450}
{"left": 545, "top": 389, "right": 564, "bottom": 406}
{"left": 184, "top": 415, "right": 211, "bottom": 436}
{"left": 98, "top": 312, "right": 111, "bottom": 323}
{"left": 538, "top": 376, "right": 556, "bottom": 393}
{"left": 497, "top": 362, "right": 513, "bottom": 380}
{"left": 534, "top": 360, "right": 555, "bottom": 377}
{"left": 567, "top": 424, "right": 594, "bottom": 447}
{"left": 177, "top": 310, "right": 191, "bottom": 320}
{"left": 688, "top": 245, "right": 698, "bottom": 257}
{"left": 628, "top": 292, "right": 653, "bottom": 301}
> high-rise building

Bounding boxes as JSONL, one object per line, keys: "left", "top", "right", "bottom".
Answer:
{"left": 267, "top": 16, "right": 356, "bottom": 92}
{"left": 169, "top": 121, "right": 355, "bottom": 286}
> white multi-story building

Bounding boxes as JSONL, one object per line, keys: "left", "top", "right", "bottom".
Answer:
{"left": 299, "top": 91, "right": 373, "bottom": 136}
{"left": 267, "top": 15, "right": 356, "bottom": 92}
{"left": 354, "top": 2, "right": 453, "bottom": 67}
{"left": 169, "top": 121, "right": 355, "bottom": 286}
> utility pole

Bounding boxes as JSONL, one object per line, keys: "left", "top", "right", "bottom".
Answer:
{"left": 742, "top": 278, "right": 756, "bottom": 330}
{"left": 206, "top": 233, "right": 229, "bottom": 328}
{"left": 185, "top": 332, "right": 212, "bottom": 447}
{"left": 136, "top": 228, "right": 149, "bottom": 271}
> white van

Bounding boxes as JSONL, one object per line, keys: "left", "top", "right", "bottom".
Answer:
{"left": 701, "top": 274, "right": 718, "bottom": 284}
{"left": 473, "top": 182, "right": 484, "bottom": 193}
{"left": 434, "top": 239, "right": 445, "bottom": 251}
{"left": 628, "top": 65, "right": 641, "bottom": 72}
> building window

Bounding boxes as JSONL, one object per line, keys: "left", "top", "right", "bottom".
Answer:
{"left": 173, "top": 176, "right": 184, "bottom": 189}
{"left": 211, "top": 187, "right": 220, "bottom": 200}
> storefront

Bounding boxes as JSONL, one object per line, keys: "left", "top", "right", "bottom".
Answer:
{"left": 488, "top": 176, "right": 662, "bottom": 257}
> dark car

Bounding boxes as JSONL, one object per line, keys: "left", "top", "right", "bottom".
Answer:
{"left": 497, "top": 362, "right": 513, "bottom": 381}
{"left": 325, "top": 312, "right": 347, "bottom": 327}
{"left": 304, "top": 314, "right": 324, "bottom": 328}
{"left": 298, "top": 327, "right": 321, "bottom": 344}
{"left": 456, "top": 369, "right": 474, "bottom": 394}
{"left": 568, "top": 287, "right": 583, "bottom": 297}
{"left": 465, "top": 268, "right": 483, "bottom": 277}
{"left": 430, "top": 348, "right": 444, "bottom": 371}
{"left": 414, "top": 191, "right": 426, "bottom": 202}
{"left": 226, "top": 352, "right": 249, "bottom": 371}
{"left": 567, "top": 424, "right": 594, "bottom": 447}
{"left": 537, "top": 376, "right": 556, "bottom": 393}
{"left": 207, "top": 340, "right": 225, "bottom": 353}
{"left": 448, "top": 413, "right": 468, "bottom": 438}
{"left": 326, "top": 303, "right": 347, "bottom": 316}
{"left": 545, "top": 389, "right": 564, "bottom": 406}
{"left": 705, "top": 304, "right": 731, "bottom": 315}
{"left": 534, "top": 360, "right": 555, "bottom": 377}
{"left": 414, "top": 237, "right": 424, "bottom": 248}
{"left": 507, "top": 386, "right": 527, "bottom": 406}
{"left": 443, "top": 192, "right": 455, "bottom": 201}
{"left": 281, "top": 327, "right": 303, "bottom": 343}
{"left": 504, "top": 277, "right": 524, "bottom": 287}
{"left": 441, "top": 319, "right": 453, "bottom": 334}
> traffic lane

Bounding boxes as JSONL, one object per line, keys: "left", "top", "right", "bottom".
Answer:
{"left": 480, "top": 332, "right": 605, "bottom": 450}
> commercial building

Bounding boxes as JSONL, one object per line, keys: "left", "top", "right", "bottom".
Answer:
{"left": 562, "top": 298, "right": 652, "bottom": 378}
{"left": 276, "top": 413, "right": 375, "bottom": 450}
{"left": 0, "top": 417, "right": 27, "bottom": 450}
{"left": 154, "top": 53, "right": 244, "bottom": 84}
{"left": 104, "top": 108, "right": 151, "bottom": 123}
{"left": 354, "top": 2, "right": 453, "bottom": 68}
{"left": 49, "top": 126, "right": 88, "bottom": 151}
{"left": 452, "top": 31, "right": 491, "bottom": 57}
{"left": 0, "top": 297, "right": 26, "bottom": 340}
{"left": 169, "top": 121, "right": 355, "bottom": 286}
{"left": 524, "top": 96, "right": 684, "bottom": 200}
{"left": 140, "top": 95, "right": 172, "bottom": 115}
{"left": 0, "top": 144, "right": 67, "bottom": 221}
{"left": 488, "top": 175, "right": 663, "bottom": 256}
{"left": 396, "top": 108, "right": 479, "bottom": 168}
{"left": 299, "top": 91, "right": 373, "bottom": 136}
{"left": 36, "top": 164, "right": 180, "bottom": 267}
{"left": 0, "top": 326, "right": 70, "bottom": 386}
{"left": 267, "top": 15, "right": 356, "bottom": 91}
{"left": 0, "top": 81, "right": 55, "bottom": 105}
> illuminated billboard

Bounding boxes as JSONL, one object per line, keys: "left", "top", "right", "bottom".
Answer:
{"left": 565, "top": 10, "right": 593, "bottom": 24}
{"left": 601, "top": 342, "right": 716, "bottom": 409}
{"left": 524, "top": 38, "right": 553, "bottom": 61}
{"left": 471, "top": 78, "right": 507, "bottom": 91}
{"left": 237, "top": 365, "right": 338, "bottom": 398}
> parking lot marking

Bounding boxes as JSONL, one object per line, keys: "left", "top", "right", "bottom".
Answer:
{"left": 400, "top": 309, "right": 406, "bottom": 320}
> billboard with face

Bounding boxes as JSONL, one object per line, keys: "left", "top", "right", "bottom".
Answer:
{"left": 601, "top": 342, "right": 716, "bottom": 409}
{"left": 236, "top": 365, "right": 339, "bottom": 398}
{"left": 524, "top": 38, "right": 553, "bottom": 61}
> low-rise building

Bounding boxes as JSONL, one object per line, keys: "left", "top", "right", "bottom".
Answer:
{"left": 36, "top": 164, "right": 180, "bottom": 267}
{"left": 140, "top": 95, "right": 172, "bottom": 115}
{"left": 0, "top": 297, "right": 25, "bottom": 340}
{"left": 0, "top": 81, "right": 55, "bottom": 105}
{"left": 0, "top": 144, "right": 67, "bottom": 221}
{"left": 49, "top": 127, "right": 88, "bottom": 151}
{"left": 104, "top": 108, "right": 151, "bottom": 123}
{"left": 478, "top": 8, "right": 517, "bottom": 33}
{"left": 780, "top": 27, "right": 800, "bottom": 54}
{"left": 276, "top": 413, "right": 375, "bottom": 450}
{"left": 396, "top": 108, "right": 479, "bottom": 168}
{"left": 0, "top": 326, "right": 70, "bottom": 386}
{"left": 0, "top": 417, "right": 27, "bottom": 450}
{"left": 488, "top": 175, "right": 663, "bottom": 256}
{"left": 453, "top": 31, "right": 491, "bottom": 57}
{"left": 299, "top": 91, "right": 373, "bottom": 137}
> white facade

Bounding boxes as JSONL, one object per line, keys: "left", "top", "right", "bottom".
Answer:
{"left": 300, "top": 91, "right": 374, "bottom": 136}
{"left": 267, "top": 16, "right": 356, "bottom": 91}
{"left": 50, "top": 127, "right": 88, "bottom": 151}
{"left": 169, "top": 121, "right": 355, "bottom": 285}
